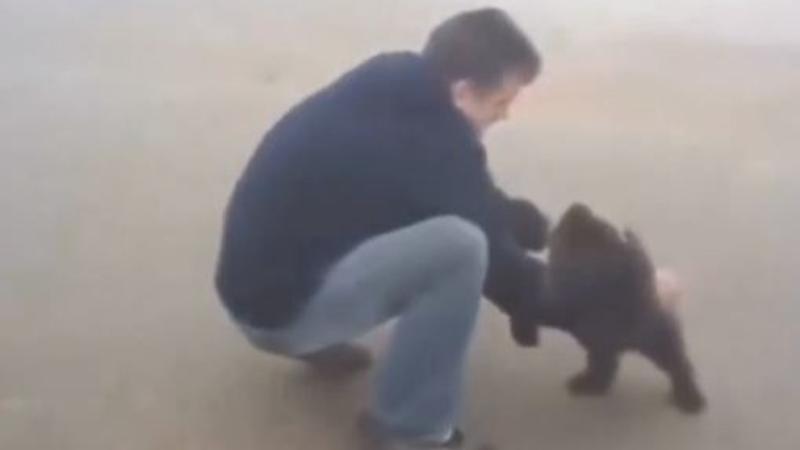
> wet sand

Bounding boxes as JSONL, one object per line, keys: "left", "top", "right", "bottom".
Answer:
{"left": 1, "top": 2, "right": 798, "bottom": 449}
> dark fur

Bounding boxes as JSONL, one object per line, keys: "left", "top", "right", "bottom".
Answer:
{"left": 530, "top": 203, "right": 706, "bottom": 413}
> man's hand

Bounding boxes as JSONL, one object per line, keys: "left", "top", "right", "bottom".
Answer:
{"left": 506, "top": 198, "right": 549, "bottom": 251}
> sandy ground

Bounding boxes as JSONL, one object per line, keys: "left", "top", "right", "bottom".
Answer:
{"left": 1, "top": 2, "right": 799, "bottom": 449}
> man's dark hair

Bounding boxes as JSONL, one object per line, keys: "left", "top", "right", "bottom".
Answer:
{"left": 423, "top": 8, "right": 541, "bottom": 89}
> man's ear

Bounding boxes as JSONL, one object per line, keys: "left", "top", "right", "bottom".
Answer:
{"left": 450, "top": 79, "right": 472, "bottom": 108}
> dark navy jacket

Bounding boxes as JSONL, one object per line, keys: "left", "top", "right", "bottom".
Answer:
{"left": 215, "top": 52, "right": 542, "bottom": 328}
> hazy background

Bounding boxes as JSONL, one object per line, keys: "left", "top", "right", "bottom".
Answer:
{"left": 2, "top": 1, "right": 798, "bottom": 449}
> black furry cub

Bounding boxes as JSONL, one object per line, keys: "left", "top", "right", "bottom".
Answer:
{"left": 531, "top": 203, "right": 706, "bottom": 413}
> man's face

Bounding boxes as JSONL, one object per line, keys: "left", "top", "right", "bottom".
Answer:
{"left": 451, "top": 72, "right": 529, "bottom": 137}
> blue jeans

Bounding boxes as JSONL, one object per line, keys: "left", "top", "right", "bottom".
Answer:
{"left": 237, "top": 216, "right": 488, "bottom": 440}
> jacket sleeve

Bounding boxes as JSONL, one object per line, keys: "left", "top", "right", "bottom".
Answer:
{"left": 399, "top": 142, "right": 546, "bottom": 320}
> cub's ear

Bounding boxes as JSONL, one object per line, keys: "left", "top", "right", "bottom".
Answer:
{"left": 622, "top": 229, "right": 644, "bottom": 250}
{"left": 565, "top": 202, "right": 593, "bottom": 217}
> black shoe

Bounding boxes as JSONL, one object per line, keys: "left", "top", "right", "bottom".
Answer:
{"left": 357, "top": 412, "right": 483, "bottom": 449}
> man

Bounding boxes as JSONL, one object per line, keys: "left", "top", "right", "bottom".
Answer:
{"left": 216, "top": 8, "right": 549, "bottom": 449}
